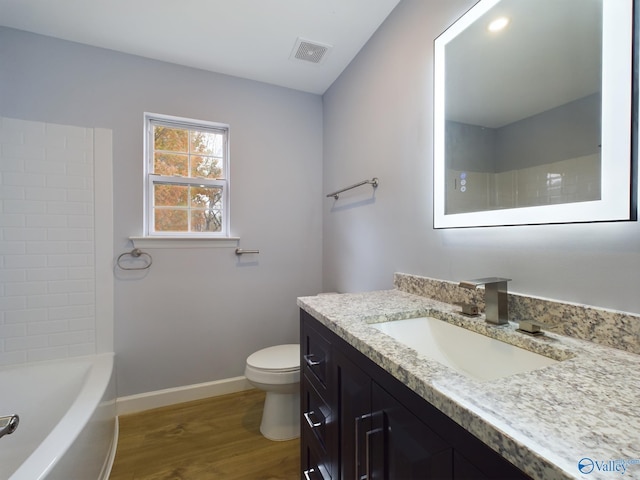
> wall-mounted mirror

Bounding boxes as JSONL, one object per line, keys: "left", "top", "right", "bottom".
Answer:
{"left": 434, "top": 0, "right": 637, "bottom": 228}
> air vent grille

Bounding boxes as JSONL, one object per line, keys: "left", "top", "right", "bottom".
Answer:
{"left": 290, "top": 38, "right": 332, "bottom": 64}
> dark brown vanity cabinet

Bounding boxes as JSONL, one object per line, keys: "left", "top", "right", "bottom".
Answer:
{"left": 301, "top": 316, "right": 334, "bottom": 479}
{"left": 300, "top": 309, "right": 531, "bottom": 480}
{"left": 369, "top": 382, "right": 455, "bottom": 479}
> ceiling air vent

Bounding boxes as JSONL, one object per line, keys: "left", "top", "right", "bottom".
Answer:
{"left": 290, "top": 37, "right": 332, "bottom": 65}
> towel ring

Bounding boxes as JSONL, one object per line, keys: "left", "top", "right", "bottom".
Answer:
{"left": 117, "top": 248, "right": 152, "bottom": 270}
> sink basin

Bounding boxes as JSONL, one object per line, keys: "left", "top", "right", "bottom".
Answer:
{"left": 371, "top": 317, "right": 558, "bottom": 382}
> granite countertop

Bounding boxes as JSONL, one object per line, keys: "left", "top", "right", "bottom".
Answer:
{"left": 297, "top": 289, "right": 640, "bottom": 480}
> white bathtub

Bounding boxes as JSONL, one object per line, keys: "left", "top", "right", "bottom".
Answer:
{"left": 0, "top": 353, "right": 117, "bottom": 480}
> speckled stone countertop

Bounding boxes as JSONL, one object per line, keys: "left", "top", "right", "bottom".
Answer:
{"left": 297, "top": 289, "right": 640, "bottom": 480}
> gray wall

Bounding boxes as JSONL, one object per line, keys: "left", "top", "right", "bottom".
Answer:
{"left": 447, "top": 93, "right": 600, "bottom": 174}
{"left": 446, "top": 121, "right": 496, "bottom": 172}
{"left": 495, "top": 93, "right": 601, "bottom": 172}
{"left": 323, "top": 0, "right": 640, "bottom": 314}
{"left": 0, "top": 27, "right": 323, "bottom": 396}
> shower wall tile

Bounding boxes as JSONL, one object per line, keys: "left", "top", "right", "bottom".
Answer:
{"left": 0, "top": 117, "right": 97, "bottom": 365}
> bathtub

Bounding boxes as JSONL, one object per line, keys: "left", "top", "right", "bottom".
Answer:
{"left": 0, "top": 353, "right": 117, "bottom": 480}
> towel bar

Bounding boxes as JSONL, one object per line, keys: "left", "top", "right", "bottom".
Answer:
{"left": 326, "top": 177, "right": 378, "bottom": 200}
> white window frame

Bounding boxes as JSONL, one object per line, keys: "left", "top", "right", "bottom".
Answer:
{"left": 143, "top": 112, "right": 230, "bottom": 238}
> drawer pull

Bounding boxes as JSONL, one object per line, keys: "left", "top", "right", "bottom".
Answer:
{"left": 303, "top": 468, "right": 316, "bottom": 480}
{"left": 304, "top": 354, "right": 321, "bottom": 367}
{"left": 365, "top": 427, "right": 383, "bottom": 480}
{"left": 304, "top": 411, "right": 323, "bottom": 428}
{"left": 354, "top": 413, "right": 372, "bottom": 480}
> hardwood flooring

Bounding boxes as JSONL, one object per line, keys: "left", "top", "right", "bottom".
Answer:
{"left": 109, "top": 389, "right": 300, "bottom": 480}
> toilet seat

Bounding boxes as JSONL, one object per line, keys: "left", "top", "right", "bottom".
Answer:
{"left": 246, "top": 344, "right": 300, "bottom": 372}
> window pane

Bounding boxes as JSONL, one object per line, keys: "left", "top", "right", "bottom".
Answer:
{"left": 191, "top": 210, "right": 222, "bottom": 232}
{"left": 155, "top": 184, "right": 188, "bottom": 206}
{"left": 192, "top": 156, "right": 223, "bottom": 178}
{"left": 190, "top": 130, "right": 223, "bottom": 156}
{"left": 155, "top": 209, "right": 188, "bottom": 231}
{"left": 190, "top": 185, "right": 223, "bottom": 209}
{"left": 154, "top": 153, "right": 188, "bottom": 176}
{"left": 147, "top": 116, "right": 228, "bottom": 237}
{"left": 154, "top": 126, "right": 188, "bottom": 153}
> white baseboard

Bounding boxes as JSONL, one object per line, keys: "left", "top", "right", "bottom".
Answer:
{"left": 116, "top": 376, "right": 253, "bottom": 416}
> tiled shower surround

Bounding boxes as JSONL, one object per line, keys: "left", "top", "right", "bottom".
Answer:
{"left": 0, "top": 116, "right": 107, "bottom": 365}
{"left": 395, "top": 273, "right": 640, "bottom": 355}
{"left": 445, "top": 154, "right": 600, "bottom": 214}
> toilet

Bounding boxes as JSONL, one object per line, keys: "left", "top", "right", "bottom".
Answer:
{"left": 245, "top": 344, "right": 300, "bottom": 441}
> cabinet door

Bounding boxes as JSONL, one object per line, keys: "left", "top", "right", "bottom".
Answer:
{"left": 452, "top": 444, "right": 530, "bottom": 479}
{"left": 453, "top": 451, "right": 490, "bottom": 480}
{"left": 334, "top": 348, "right": 372, "bottom": 480}
{"left": 370, "top": 382, "right": 453, "bottom": 480}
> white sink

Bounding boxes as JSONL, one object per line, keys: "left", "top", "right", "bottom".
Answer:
{"left": 371, "top": 317, "right": 558, "bottom": 382}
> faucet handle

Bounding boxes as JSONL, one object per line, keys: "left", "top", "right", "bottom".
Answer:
{"left": 460, "top": 303, "right": 480, "bottom": 316}
{"left": 459, "top": 277, "right": 511, "bottom": 289}
{"left": 517, "top": 320, "right": 544, "bottom": 336}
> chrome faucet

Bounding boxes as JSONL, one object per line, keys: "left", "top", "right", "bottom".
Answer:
{"left": 459, "top": 277, "right": 511, "bottom": 325}
{"left": 0, "top": 414, "right": 19, "bottom": 439}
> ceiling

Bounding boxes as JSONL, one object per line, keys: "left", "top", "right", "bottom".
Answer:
{"left": 0, "top": 0, "right": 401, "bottom": 95}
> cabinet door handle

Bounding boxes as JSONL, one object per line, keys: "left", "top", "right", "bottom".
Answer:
{"left": 304, "top": 354, "right": 321, "bottom": 367}
{"left": 365, "top": 427, "right": 384, "bottom": 480}
{"left": 303, "top": 468, "right": 316, "bottom": 480}
{"left": 304, "top": 411, "right": 323, "bottom": 428}
{"left": 354, "top": 413, "right": 372, "bottom": 480}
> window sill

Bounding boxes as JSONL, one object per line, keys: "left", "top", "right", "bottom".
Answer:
{"left": 130, "top": 236, "right": 240, "bottom": 249}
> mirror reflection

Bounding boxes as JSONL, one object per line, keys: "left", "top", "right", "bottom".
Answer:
{"left": 446, "top": 0, "right": 601, "bottom": 214}
{"left": 433, "top": 0, "right": 636, "bottom": 228}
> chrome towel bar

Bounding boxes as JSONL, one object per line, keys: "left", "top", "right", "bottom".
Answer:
{"left": 117, "top": 248, "right": 153, "bottom": 270}
{"left": 326, "top": 177, "right": 378, "bottom": 200}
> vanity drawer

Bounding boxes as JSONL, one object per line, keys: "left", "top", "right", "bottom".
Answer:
{"left": 302, "top": 376, "right": 331, "bottom": 453}
{"left": 302, "top": 440, "right": 332, "bottom": 480}
{"left": 301, "top": 312, "right": 331, "bottom": 390}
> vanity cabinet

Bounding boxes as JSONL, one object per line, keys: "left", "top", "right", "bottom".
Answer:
{"left": 301, "top": 316, "right": 334, "bottom": 479}
{"left": 300, "top": 309, "right": 531, "bottom": 480}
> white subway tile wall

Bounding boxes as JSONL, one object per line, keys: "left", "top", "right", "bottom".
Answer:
{"left": 446, "top": 154, "right": 601, "bottom": 214}
{"left": 0, "top": 117, "right": 96, "bottom": 365}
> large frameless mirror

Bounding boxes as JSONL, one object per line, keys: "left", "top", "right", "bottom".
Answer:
{"left": 433, "top": 0, "right": 638, "bottom": 228}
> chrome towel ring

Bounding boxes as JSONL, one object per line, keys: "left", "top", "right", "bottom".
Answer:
{"left": 117, "top": 248, "right": 152, "bottom": 270}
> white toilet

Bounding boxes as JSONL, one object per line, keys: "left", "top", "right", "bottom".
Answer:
{"left": 244, "top": 343, "right": 300, "bottom": 441}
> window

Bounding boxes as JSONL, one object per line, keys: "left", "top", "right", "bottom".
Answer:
{"left": 144, "top": 113, "right": 229, "bottom": 237}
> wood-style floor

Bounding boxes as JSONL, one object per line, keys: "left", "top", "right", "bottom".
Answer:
{"left": 109, "top": 389, "right": 300, "bottom": 480}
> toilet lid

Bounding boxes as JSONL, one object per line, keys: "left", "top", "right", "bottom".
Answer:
{"left": 247, "top": 344, "right": 300, "bottom": 372}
